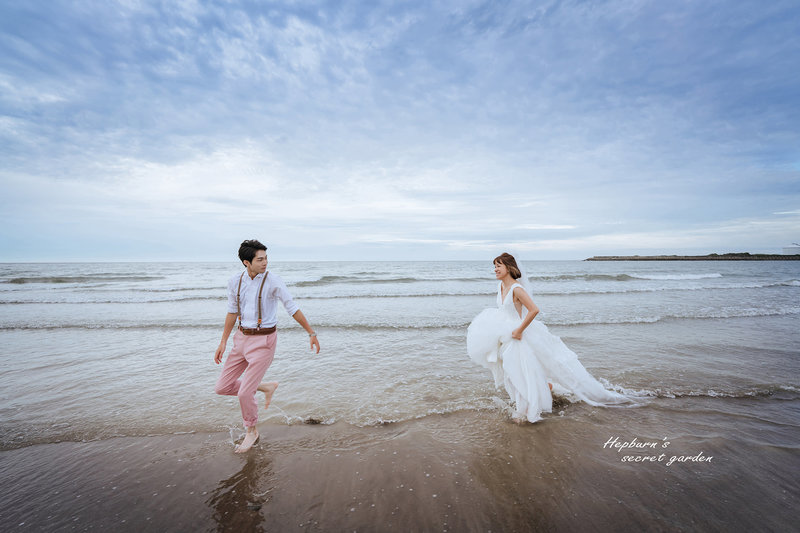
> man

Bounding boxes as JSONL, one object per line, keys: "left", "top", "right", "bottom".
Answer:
{"left": 214, "top": 239, "right": 320, "bottom": 453}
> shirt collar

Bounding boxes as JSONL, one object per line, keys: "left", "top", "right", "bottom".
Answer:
{"left": 245, "top": 271, "right": 265, "bottom": 281}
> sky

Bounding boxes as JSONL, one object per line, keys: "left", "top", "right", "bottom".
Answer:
{"left": 1, "top": 0, "right": 799, "bottom": 261}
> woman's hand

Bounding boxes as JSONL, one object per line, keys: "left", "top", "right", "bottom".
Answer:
{"left": 511, "top": 327, "right": 523, "bottom": 340}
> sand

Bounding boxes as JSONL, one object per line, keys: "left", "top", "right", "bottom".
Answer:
{"left": 1, "top": 406, "right": 797, "bottom": 532}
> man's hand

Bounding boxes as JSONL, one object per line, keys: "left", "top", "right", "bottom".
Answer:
{"left": 214, "top": 342, "right": 226, "bottom": 364}
{"left": 310, "top": 335, "right": 320, "bottom": 354}
{"left": 215, "top": 314, "right": 237, "bottom": 364}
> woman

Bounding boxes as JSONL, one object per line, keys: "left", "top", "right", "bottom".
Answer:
{"left": 467, "top": 253, "right": 628, "bottom": 423}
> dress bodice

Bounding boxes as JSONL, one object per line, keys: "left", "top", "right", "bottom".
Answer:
{"left": 497, "top": 282, "right": 524, "bottom": 321}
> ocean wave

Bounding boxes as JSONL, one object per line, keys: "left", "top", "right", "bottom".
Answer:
{"left": 529, "top": 272, "right": 723, "bottom": 282}
{"left": 627, "top": 273, "right": 723, "bottom": 281}
{"left": 294, "top": 275, "right": 487, "bottom": 287}
{"left": 4, "top": 279, "right": 794, "bottom": 303}
{"left": 0, "top": 323, "right": 223, "bottom": 331}
{"left": 0, "top": 296, "right": 226, "bottom": 305}
{"left": 530, "top": 273, "right": 631, "bottom": 282}
{"left": 286, "top": 271, "right": 733, "bottom": 290}
{"left": 0, "top": 323, "right": 465, "bottom": 332}
{"left": 0, "top": 405, "right": 493, "bottom": 450}
{"left": 253, "top": 402, "right": 523, "bottom": 429}
{"left": 1, "top": 275, "right": 165, "bottom": 284}
{"left": 623, "top": 384, "right": 800, "bottom": 401}
{"left": 4, "top": 385, "right": 798, "bottom": 450}
{"left": 298, "top": 278, "right": 795, "bottom": 298}
{"left": 295, "top": 275, "right": 419, "bottom": 287}
{"left": 297, "top": 291, "right": 491, "bottom": 299}
{"left": 3, "top": 306, "right": 799, "bottom": 331}
{"left": 539, "top": 281, "right": 797, "bottom": 296}
{"left": 553, "top": 307, "right": 800, "bottom": 327}
{"left": 138, "top": 286, "right": 222, "bottom": 293}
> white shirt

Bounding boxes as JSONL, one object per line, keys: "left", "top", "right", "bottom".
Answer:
{"left": 226, "top": 271, "right": 299, "bottom": 328}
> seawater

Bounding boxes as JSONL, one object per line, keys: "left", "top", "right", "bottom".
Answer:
{"left": 1, "top": 260, "right": 799, "bottom": 449}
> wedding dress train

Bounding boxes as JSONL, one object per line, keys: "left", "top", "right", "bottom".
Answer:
{"left": 467, "top": 282, "right": 628, "bottom": 422}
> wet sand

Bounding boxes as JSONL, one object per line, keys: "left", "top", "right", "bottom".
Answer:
{"left": 1, "top": 401, "right": 798, "bottom": 532}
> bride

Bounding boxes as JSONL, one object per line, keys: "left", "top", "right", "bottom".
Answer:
{"left": 467, "top": 253, "right": 628, "bottom": 423}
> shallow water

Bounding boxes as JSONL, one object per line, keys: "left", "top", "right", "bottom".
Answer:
{"left": 1, "top": 260, "right": 799, "bottom": 448}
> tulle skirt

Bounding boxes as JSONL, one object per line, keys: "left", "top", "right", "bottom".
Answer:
{"left": 467, "top": 308, "right": 628, "bottom": 422}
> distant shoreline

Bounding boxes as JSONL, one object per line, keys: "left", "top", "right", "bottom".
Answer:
{"left": 585, "top": 253, "right": 800, "bottom": 261}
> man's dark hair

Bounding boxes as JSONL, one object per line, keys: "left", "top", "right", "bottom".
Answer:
{"left": 238, "top": 239, "right": 267, "bottom": 264}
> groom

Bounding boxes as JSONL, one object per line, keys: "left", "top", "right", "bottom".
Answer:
{"left": 214, "top": 239, "right": 320, "bottom": 453}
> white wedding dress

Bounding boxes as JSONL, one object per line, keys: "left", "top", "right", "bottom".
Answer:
{"left": 467, "top": 281, "right": 628, "bottom": 422}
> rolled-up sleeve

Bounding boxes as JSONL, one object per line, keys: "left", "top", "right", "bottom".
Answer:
{"left": 271, "top": 274, "right": 299, "bottom": 316}
{"left": 226, "top": 275, "right": 239, "bottom": 314}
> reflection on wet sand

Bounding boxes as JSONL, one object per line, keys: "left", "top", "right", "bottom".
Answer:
{"left": 0, "top": 403, "right": 797, "bottom": 531}
{"left": 207, "top": 453, "right": 274, "bottom": 533}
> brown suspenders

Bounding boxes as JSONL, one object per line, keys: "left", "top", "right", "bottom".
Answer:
{"left": 236, "top": 271, "right": 269, "bottom": 330}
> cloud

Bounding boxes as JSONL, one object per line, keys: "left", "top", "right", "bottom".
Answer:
{"left": 516, "top": 225, "right": 577, "bottom": 230}
{"left": 1, "top": 0, "right": 799, "bottom": 260}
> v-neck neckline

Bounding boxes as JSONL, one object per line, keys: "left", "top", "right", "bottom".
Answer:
{"left": 501, "top": 282, "right": 519, "bottom": 304}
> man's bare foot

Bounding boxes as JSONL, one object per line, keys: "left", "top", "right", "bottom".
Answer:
{"left": 235, "top": 428, "right": 259, "bottom": 453}
{"left": 257, "top": 382, "right": 279, "bottom": 409}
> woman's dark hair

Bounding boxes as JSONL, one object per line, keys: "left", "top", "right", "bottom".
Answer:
{"left": 238, "top": 239, "right": 267, "bottom": 263}
{"left": 494, "top": 252, "right": 521, "bottom": 279}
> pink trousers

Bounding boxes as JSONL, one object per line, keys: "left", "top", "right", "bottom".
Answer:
{"left": 214, "top": 330, "right": 277, "bottom": 427}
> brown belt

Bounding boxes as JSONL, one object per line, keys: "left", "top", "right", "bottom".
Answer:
{"left": 238, "top": 325, "right": 276, "bottom": 335}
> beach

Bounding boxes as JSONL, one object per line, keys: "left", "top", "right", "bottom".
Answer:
{"left": 1, "top": 260, "right": 799, "bottom": 531}
{"left": 2, "top": 402, "right": 797, "bottom": 532}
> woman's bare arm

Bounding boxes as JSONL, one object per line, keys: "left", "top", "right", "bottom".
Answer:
{"left": 511, "top": 286, "right": 539, "bottom": 340}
